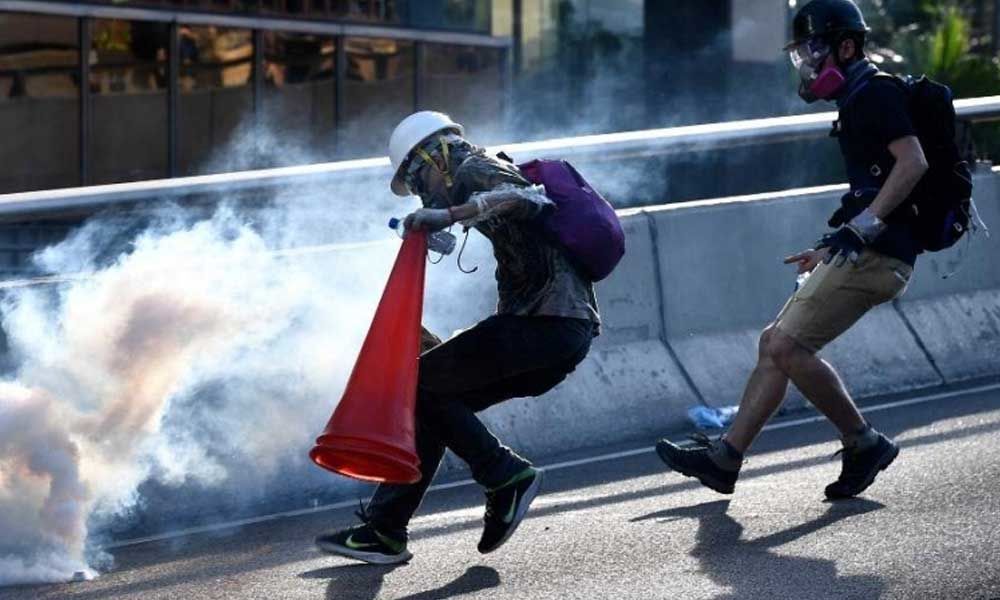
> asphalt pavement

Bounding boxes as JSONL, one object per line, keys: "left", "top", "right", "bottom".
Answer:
{"left": 3, "top": 384, "right": 1000, "bottom": 600}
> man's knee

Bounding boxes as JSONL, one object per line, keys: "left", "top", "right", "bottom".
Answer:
{"left": 760, "top": 326, "right": 809, "bottom": 371}
{"left": 757, "top": 325, "right": 779, "bottom": 360}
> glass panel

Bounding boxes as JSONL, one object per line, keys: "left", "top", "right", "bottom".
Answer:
{"left": 341, "top": 37, "right": 413, "bottom": 157}
{"left": 421, "top": 44, "right": 502, "bottom": 141}
{"left": 259, "top": 32, "right": 337, "bottom": 165}
{"left": 263, "top": 0, "right": 403, "bottom": 24}
{"left": 40, "top": 1, "right": 492, "bottom": 32}
{"left": 89, "top": 18, "right": 168, "bottom": 184}
{"left": 0, "top": 12, "right": 80, "bottom": 193}
{"left": 405, "top": 1, "right": 490, "bottom": 32}
{"left": 177, "top": 25, "right": 255, "bottom": 175}
{"left": 517, "top": 0, "right": 646, "bottom": 136}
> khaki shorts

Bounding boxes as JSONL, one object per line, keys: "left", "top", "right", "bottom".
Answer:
{"left": 774, "top": 249, "right": 913, "bottom": 353}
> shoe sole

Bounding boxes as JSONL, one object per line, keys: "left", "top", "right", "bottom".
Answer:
{"left": 315, "top": 539, "right": 413, "bottom": 565}
{"left": 656, "top": 442, "right": 735, "bottom": 495}
{"left": 479, "top": 469, "right": 544, "bottom": 554}
{"left": 826, "top": 442, "right": 900, "bottom": 500}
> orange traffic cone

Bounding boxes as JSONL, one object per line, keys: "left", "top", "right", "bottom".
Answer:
{"left": 309, "top": 232, "right": 427, "bottom": 484}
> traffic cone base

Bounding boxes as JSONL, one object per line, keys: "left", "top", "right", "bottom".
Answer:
{"left": 310, "top": 232, "right": 427, "bottom": 484}
{"left": 310, "top": 434, "right": 422, "bottom": 484}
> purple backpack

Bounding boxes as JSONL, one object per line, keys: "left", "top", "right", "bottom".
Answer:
{"left": 518, "top": 159, "right": 625, "bottom": 282}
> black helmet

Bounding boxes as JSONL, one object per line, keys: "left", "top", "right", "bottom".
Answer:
{"left": 786, "top": 0, "right": 869, "bottom": 48}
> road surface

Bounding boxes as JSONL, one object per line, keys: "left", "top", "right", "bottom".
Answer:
{"left": 3, "top": 384, "right": 1000, "bottom": 600}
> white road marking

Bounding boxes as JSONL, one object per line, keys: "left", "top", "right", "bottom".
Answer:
{"left": 104, "top": 381, "right": 1000, "bottom": 549}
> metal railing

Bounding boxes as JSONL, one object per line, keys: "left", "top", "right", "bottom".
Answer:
{"left": 1, "top": 95, "right": 999, "bottom": 219}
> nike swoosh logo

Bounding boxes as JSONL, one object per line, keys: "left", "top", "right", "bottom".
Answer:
{"left": 503, "top": 490, "right": 519, "bottom": 524}
{"left": 345, "top": 534, "right": 380, "bottom": 550}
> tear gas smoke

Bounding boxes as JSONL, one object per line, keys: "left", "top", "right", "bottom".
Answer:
{"left": 0, "top": 130, "right": 495, "bottom": 585}
{"left": 0, "top": 11, "right": 821, "bottom": 582}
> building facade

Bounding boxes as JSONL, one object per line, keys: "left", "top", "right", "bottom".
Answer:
{"left": 0, "top": 1, "right": 510, "bottom": 193}
{"left": 2, "top": 1, "right": 998, "bottom": 197}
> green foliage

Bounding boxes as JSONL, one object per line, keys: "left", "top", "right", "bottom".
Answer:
{"left": 927, "top": 7, "right": 969, "bottom": 74}
{"left": 921, "top": 7, "right": 1000, "bottom": 160}
{"left": 863, "top": 1, "right": 999, "bottom": 92}
{"left": 864, "top": 0, "right": 1000, "bottom": 160}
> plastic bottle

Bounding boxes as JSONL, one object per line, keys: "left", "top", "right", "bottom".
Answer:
{"left": 389, "top": 218, "right": 456, "bottom": 256}
{"left": 687, "top": 405, "right": 738, "bottom": 429}
{"left": 795, "top": 271, "right": 811, "bottom": 291}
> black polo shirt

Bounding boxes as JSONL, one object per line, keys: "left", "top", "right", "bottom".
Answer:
{"left": 835, "top": 76, "right": 922, "bottom": 266}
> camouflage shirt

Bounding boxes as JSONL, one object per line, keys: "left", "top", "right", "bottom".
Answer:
{"left": 441, "top": 149, "right": 601, "bottom": 331}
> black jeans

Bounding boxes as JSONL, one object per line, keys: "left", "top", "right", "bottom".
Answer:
{"left": 365, "top": 314, "right": 594, "bottom": 539}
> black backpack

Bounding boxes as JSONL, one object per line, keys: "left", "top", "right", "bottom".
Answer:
{"left": 878, "top": 73, "right": 974, "bottom": 251}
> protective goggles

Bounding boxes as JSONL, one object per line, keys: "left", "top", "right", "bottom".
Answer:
{"left": 402, "top": 152, "right": 428, "bottom": 196}
{"left": 401, "top": 135, "right": 456, "bottom": 196}
{"left": 788, "top": 37, "right": 830, "bottom": 70}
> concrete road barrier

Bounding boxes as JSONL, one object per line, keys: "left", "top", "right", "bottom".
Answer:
{"left": 894, "top": 171, "right": 1000, "bottom": 383}
{"left": 476, "top": 166, "right": 999, "bottom": 460}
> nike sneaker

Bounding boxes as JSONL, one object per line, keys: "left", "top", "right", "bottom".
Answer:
{"left": 315, "top": 522, "right": 412, "bottom": 565}
{"left": 825, "top": 430, "right": 899, "bottom": 500}
{"left": 478, "top": 466, "right": 543, "bottom": 554}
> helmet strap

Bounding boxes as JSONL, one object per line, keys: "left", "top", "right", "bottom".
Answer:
{"left": 413, "top": 136, "right": 454, "bottom": 190}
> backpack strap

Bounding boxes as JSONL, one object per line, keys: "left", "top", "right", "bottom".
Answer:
{"left": 840, "top": 71, "right": 902, "bottom": 112}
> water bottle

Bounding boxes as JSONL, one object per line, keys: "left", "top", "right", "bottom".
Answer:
{"left": 795, "top": 271, "right": 810, "bottom": 291}
{"left": 686, "top": 405, "right": 738, "bottom": 429}
{"left": 389, "top": 218, "right": 456, "bottom": 256}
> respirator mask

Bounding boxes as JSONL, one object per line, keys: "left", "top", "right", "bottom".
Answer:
{"left": 789, "top": 37, "right": 846, "bottom": 103}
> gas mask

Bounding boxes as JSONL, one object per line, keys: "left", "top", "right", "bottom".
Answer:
{"left": 789, "top": 37, "right": 846, "bottom": 103}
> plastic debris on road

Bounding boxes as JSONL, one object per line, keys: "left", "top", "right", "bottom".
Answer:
{"left": 687, "top": 405, "right": 739, "bottom": 429}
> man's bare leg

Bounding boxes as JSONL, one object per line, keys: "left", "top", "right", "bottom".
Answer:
{"left": 725, "top": 326, "right": 867, "bottom": 453}
{"left": 767, "top": 328, "right": 867, "bottom": 435}
{"left": 656, "top": 324, "right": 891, "bottom": 497}
{"left": 724, "top": 325, "right": 792, "bottom": 453}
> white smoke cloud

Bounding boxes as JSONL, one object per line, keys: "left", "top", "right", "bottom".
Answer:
{"left": 0, "top": 185, "right": 496, "bottom": 586}
{"left": 0, "top": 382, "right": 91, "bottom": 585}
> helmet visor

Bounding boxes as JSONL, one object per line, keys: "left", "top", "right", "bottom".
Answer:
{"left": 787, "top": 38, "right": 829, "bottom": 70}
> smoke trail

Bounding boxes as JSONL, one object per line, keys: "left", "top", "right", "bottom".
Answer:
{"left": 0, "top": 383, "right": 91, "bottom": 585}
{"left": 0, "top": 177, "right": 487, "bottom": 584}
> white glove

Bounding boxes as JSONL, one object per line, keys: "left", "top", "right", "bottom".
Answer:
{"left": 404, "top": 208, "right": 453, "bottom": 232}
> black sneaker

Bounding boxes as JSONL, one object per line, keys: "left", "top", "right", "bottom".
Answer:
{"left": 655, "top": 436, "right": 739, "bottom": 494}
{"left": 315, "top": 521, "right": 412, "bottom": 565}
{"left": 478, "top": 467, "right": 543, "bottom": 554}
{"left": 825, "top": 431, "right": 899, "bottom": 500}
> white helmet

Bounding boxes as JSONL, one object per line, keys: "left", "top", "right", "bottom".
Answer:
{"left": 388, "top": 111, "right": 464, "bottom": 196}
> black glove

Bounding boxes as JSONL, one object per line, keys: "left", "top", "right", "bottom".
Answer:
{"left": 817, "top": 226, "right": 865, "bottom": 267}
{"left": 827, "top": 206, "right": 851, "bottom": 229}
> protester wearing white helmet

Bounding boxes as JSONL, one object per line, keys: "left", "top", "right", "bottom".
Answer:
{"left": 315, "top": 111, "right": 601, "bottom": 564}
{"left": 387, "top": 110, "right": 463, "bottom": 196}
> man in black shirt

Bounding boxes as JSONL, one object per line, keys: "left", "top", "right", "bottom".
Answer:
{"left": 656, "top": 0, "right": 928, "bottom": 500}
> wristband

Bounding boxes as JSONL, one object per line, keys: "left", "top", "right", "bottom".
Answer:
{"left": 847, "top": 207, "right": 886, "bottom": 244}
